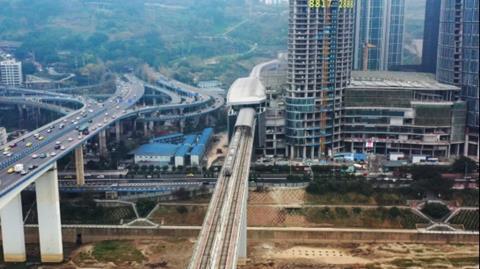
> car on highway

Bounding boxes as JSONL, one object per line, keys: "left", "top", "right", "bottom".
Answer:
{"left": 51, "top": 152, "right": 57, "bottom": 157}
{"left": 26, "top": 142, "right": 32, "bottom": 147}
{"left": 68, "top": 137, "right": 73, "bottom": 142}
{"left": 20, "top": 170, "right": 28, "bottom": 175}
{"left": 39, "top": 153, "right": 47, "bottom": 159}
{"left": 28, "top": 164, "right": 38, "bottom": 170}
{"left": 7, "top": 167, "right": 15, "bottom": 174}
{"left": 38, "top": 136, "right": 44, "bottom": 141}
{"left": 60, "top": 145, "right": 66, "bottom": 150}
{"left": 47, "top": 129, "right": 52, "bottom": 133}
{"left": 54, "top": 144, "right": 61, "bottom": 150}
{"left": 32, "top": 154, "right": 38, "bottom": 159}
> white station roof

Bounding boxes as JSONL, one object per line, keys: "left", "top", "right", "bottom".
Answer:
{"left": 227, "top": 77, "right": 266, "bottom": 106}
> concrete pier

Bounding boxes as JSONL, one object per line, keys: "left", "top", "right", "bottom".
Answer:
{"left": 75, "top": 146, "right": 85, "bottom": 186}
{"left": 237, "top": 195, "right": 248, "bottom": 264}
{"left": 0, "top": 193, "right": 26, "bottom": 262}
{"left": 99, "top": 129, "right": 107, "bottom": 157}
{"left": 36, "top": 164, "right": 63, "bottom": 263}
{"left": 115, "top": 121, "right": 121, "bottom": 143}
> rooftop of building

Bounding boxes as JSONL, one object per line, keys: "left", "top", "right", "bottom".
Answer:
{"left": 133, "top": 143, "right": 179, "bottom": 156}
{"left": 227, "top": 77, "right": 266, "bottom": 106}
{"left": 191, "top": 144, "right": 205, "bottom": 156}
{"left": 175, "top": 144, "right": 191, "bottom": 157}
{"left": 0, "top": 59, "right": 21, "bottom": 65}
{"left": 350, "top": 71, "right": 460, "bottom": 91}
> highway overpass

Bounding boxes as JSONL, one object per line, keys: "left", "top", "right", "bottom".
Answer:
{"left": 0, "top": 73, "right": 224, "bottom": 263}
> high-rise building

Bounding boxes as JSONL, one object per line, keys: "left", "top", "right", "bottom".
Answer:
{"left": 0, "top": 59, "right": 23, "bottom": 86}
{"left": 353, "top": 0, "right": 405, "bottom": 70}
{"left": 437, "top": 0, "right": 479, "bottom": 159}
{"left": 286, "top": 0, "right": 355, "bottom": 159}
{"left": 421, "top": 0, "right": 441, "bottom": 73}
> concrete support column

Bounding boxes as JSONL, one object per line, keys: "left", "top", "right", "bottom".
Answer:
{"left": 237, "top": 191, "right": 248, "bottom": 264}
{"left": 0, "top": 193, "right": 26, "bottom": 262}
{"left": 180, "top": 120, "right": 185, "bottom": 133}
{"left": 75, "top": 146, "right": 85, "bottom": 186}
{"left": 149, "top": 121, "right": 154, "bottom": 131}
{"left": 464, "top": 134, "right": 469, "bottom": 156}
{"left": 99, "top": 130, "right": 107, "bottom": 157}
{"left": 143, "top": 121, "right": 149, "bottom": 137}
{"left": 36, "top": 164, "right": 63, "bottom": 263}
{"left": 133, "top": 119, "right": 137, "bottom": 132}
{"left": 115, "top": 121, "right": 121, "bottom": 143}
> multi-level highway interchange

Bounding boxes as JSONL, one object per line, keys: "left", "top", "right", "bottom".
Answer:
{"left": 0, "top": 66, "right": 261, "bottom": 269}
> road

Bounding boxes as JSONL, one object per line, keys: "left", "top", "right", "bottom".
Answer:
{"left": 0, "top": 73, "right": 225, "bottom": 201}
{"left": 0, "top": 75, "right": 144, "bottom": 198}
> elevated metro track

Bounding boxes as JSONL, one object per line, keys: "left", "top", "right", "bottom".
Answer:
{"left": 189, "top": 108, "right": 255, "bottom": 269}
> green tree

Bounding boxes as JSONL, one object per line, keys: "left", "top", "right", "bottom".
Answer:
{"left": 452, "top": 157, "right": 478, "bottom": 174}
{"left": 421, "top": 202, "right": 450, "bottom": 220}
{"left": 410, "top": 166, "right": 453, "bottom": 197}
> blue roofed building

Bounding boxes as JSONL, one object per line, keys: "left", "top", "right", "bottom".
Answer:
{"left": 183, "top": 134, "right": 197, "bottom": 146}
{"left": 133, "top": 143, "right": 179, "bottom": 166}
{"left": 132, "top": 128, "right": 215, "bottom": 168}
{"left": 149, "top": 133, "right": 184, "bottom": 144}
{"left": 191, "top": 144, "right": 206, "bottom": 166}
{"left": 198, "top": 128, "right": 213, "bottom": 145}
{"left": 174, "top": 144, "right": 191, "bottom": 167}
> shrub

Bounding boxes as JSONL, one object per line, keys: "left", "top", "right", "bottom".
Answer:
{"left": 421, "top": 202, "right": 450, "bottom": 220}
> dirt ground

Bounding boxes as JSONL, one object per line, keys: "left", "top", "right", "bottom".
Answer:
{"left": 206, "top": 132, "right": 228, "bottom": 168}
{"left": 241, "top": 242, "right": 479, "bottom": 269}
{"left": 15, "top": 239, "right": 196, "bottom": 269}
{"left": 249, "top": 188, "right": 306, "bottom": 205}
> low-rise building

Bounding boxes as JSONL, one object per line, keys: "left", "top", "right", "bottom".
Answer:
{"left": 133, "top": 128, "right": 213, "bottom": 168}
{"left": 133, "top": 143, "right": 178, "bottom": 166}
{"left": 342, "top": 72, "right": 466, "bottom": 159}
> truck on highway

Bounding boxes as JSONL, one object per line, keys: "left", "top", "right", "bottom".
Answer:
{"left": 14, "top": 164, "right": 24, "bottom": 173}
{"left": 77, "top": 123, "right": 90, "bottom": 135}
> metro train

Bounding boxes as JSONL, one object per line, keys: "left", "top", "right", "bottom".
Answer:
{"left": 223, "top": 129, "right": 242, "bottom": 177}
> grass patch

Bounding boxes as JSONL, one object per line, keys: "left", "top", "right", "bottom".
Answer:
{"left": 389, "top": 258, "right": 422, "bottom": 267}
{"left": 302, "top": 207, "right": 428, "bottom": 229}
{"left": 92, "top": 240, "right": 145, "bottom": 263}
{"left": 448, "top": 256, "right": 480, "bottom": 266}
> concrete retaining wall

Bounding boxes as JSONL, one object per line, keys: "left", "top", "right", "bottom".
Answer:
{"left": 2, "top": 226, "right": 477, "bottom": 245}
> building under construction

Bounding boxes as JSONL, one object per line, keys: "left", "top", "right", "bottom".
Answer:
{"left": 286, "top": 0, "right": 355, "bottom": 159}
{"left": 342, "top": 71, "right": 466, "bottom": 158}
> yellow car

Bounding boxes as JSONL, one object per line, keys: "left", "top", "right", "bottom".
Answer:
{"left": 187, "top": 173, "right": 195, "bottom": 177}
{"left": 38, "top": 136, "right": 44, "bottom": 141}
{"left": 7, "top": 167, "right": 15, "bottom": 174}
{"left": 26, "top": 142, "right": 33, "bottom": 147}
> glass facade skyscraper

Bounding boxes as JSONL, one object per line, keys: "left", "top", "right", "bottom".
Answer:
{"left": 437, "top": 0, "right": 479, "bottom": 158}
{"left": 353, "top": 0, "right": 405, "bottom": 70}
{"left": 286, "top": 0, "right": 355, "bottom": 159}
{"left": 421, "top": 0, "right": 441, "bottom": 73}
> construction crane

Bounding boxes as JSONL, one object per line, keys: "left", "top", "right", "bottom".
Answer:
{"left": 320, "top": 4, "right": 332, "bottom": 157}
{"left": 362, "top": 42, "right": 376, "bottom": 71}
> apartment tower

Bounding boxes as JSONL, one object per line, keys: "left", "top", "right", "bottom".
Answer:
{"left": 286, "top": 0, "right": 355, "bottom": 159}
